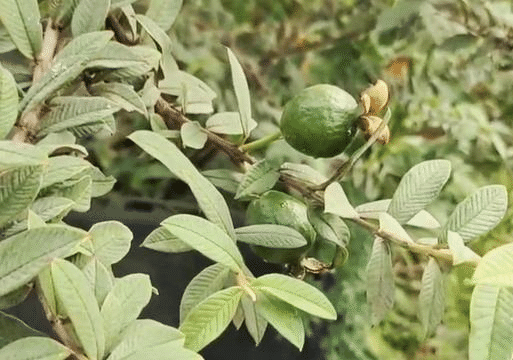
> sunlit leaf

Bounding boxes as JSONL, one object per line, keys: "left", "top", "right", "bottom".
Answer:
{"left": 441, "top": 185, "right": 508, "bottom": 244}
{"left": 161, "top": 214, "right": 244, "bottom": 272}
{"left": 447, "top": 231, "right": 481, "bottom": 266}
{"left": 324, "top": 182, "right": 359, "bottom": 219}
{"left": 366, "top": 236, "right": 394, "bottom": 325}
{"left": 181, "top": 122, "right": 208, "bottom": 149}
{"left": 235, "top": 224, "right": 307, "bottom": 248}
{"left": 241, "top": 294, "right": 267, "bottom": 346}
{"left": 89, "top": 82, "right": 147, "bottom": 116}
{"left": 379, "top": 212, "right": 414, "bottom": 243}
{"left": 107, "top": 319, "right": 202, "bottom": 360}
{"left": 101, "top": 274, "right": 152, "bottom": 352}
{"left": 179, "top": 263, "right": 230, "bottom": 324}
{"left": 469, "top": 285, "right": 513, "bottom": 360}
{"left": 145, "top": 0, "right": 183, "bottom": 31}
{"left": 0, "top": 336, "right": 71, "bottom": 360}
{"left": 235, "top": 159, "right": 279, "bottom": 200}
{"left": 0, "top": 0, "right": 42, "bottom": 59}
{"left": 0, "top": 225, "right": 86, "bottom": 297}
{"left": 251, "top": 273, "right": 336, "bottom": 320}
{"left": 51, "top": 259, "right": 105, "bottom": 360}
{"left": 128, "top": 130, "right": 235, "bottom": 238}
{"left": 308, "top": 207, "right": 350, "bottom": 247}
{"left": 226, "top": 47, "right": 252, "bottom": 138}
{"left": 388, "top": 160, "right": 451, "bottom": 224}
{"left": 472, "top": 242, "right": 513, "bottom": 287}
{"left": 255, "top": 291, "right": 303, "bottom": 350}
{"left": 142, "top": 226, "right": 192, "bottom": 253}
{"left": 180, "top": 286, "right": 243, "bottom": 352}
{"left": 88, "top": 221, "right": 133, "bottom": 266}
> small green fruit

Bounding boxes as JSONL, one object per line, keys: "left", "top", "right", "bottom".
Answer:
{"left": 280, "top": 84, "right": 359, "bottom": 158}
{"left": 246, "top": 190, "right": 316, "bottom": 264}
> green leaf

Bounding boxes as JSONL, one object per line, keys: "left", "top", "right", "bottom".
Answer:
{"left": 255, "top": 291, "right": 303, "bottom": 350}
{"left": 27, "top": 209, "right": 45, "bottom": 229}
{"left": 180, "top": 286, "right": 243, "bottom": 352}
{"left": 0, "top": 225, "right": 86, "bottom": 296}
{"left": 0, "top": 0, "right": 42, "bottom": 59}
{"left": 20, "top": 31, "right": 114, "bottom": 114}
{"left": 366, "top": 236, "right": 394, "bottom": 325}
{"left": 41, "top": 156, "right": 90, "bottom": 188}
{"left": 0, "top": 25, "right": 16, "bottom": 54}
{"left": 141, "top": 226, "right": 192, "bottom": 253}
{"left": 181, "top": 122, "right": 207, "bottom": 149}
{"left": 226, "top": 48, "right": 252, "bottom": 138}
{"left": 135, "top": 14, "right": 178, "bottom": 76}
{"left": 486, "top": 1, "right": 513, "bottom": 28}
{"left": 81, "top": 258, "right": 114, "bottom": 306}
{"left": 442, "top": 185, "right": 508, "bottom": 244}
{"left": 201, "top": 169, "right": 243, "bottom": 194}
{"left": 88, "top": 221, "right": 133, "bottom": 265}
{"left": 406, "top": 210, "right": 440, "bottom": 229}
{"left": 71, "top": 0, "right": 110, "bottom": 36}
{"left": 388, "top": 160, "right": 451, "bottom": 224}
{"left": 36, "top": 267, "right": 57, "bottom": 315}
{"left": 51, "top": 258, "right": 105, "bottom": 360}
{"left": 179, "top": 263, "right": 230, "bottom": 324}
{"left": 469, "top": 285, "right": 513, "bottom": 360}
{"left": 45, "top": 174, "right": 92, "bottom": 212}
{"left": 159, "top": 71, "right": 216, "bottom": 114}
{"left": 0, "top": 284, "right": 32, "bottom": 309}
{"left": 355, "top": 199, "right": 391, "bottom": 219}
{"left": 418, "top": 258, "right": 444, "bottom": 338}
{"left": 49, "top": 0, "right": 80, "bottom": 27}
{"left": 0, "top": 165, "right": 44, "bottom": 228}
{"left": 447, "top": 231, "right": 480, "bottom": 266}
{"left": 101, "top": 274, "right": 152, "bottom": 352}
{"left": 39, "top": 96, "right": 121, "bottom": 136}
{"left": 251, "top": 273, "right": 337, "bottom": 320}
{"left": 0, "top": 64, "right": 17, "bottom": 139}
{"left": 235, "top": 224, "right": 307, "bottom": 248}
{"left": 89, "top": 166, "right": 116, "bottom": 197}
{"left": 205, "top": 112, "right": 257, "bottom": 135}
{"left": 308, "top": 207, "right": 350, "bottom": 247}
{"left": 0, "top": 336, "right": 71, "bottom": 360}
{"left": 110, "top": 0, "right": 137, "bottom": 8}
{"left": 0, "top": 141, "right": 47, "bottom": 167}
{"left": 472, "top": 242, "right": 513, "bottom": 287}
{"left": 420, "top": 3, "right": 467, "bottom": 45}
{"left": 89, "top": 82, "right": 147, "bottom": 116}
{"left": 374, "top": 0, "right": 422, "bottom": 33}
{"left": 279, "top": 162, "right": 327, "bottom": 186}
{"left": 161, "top": 214, "right": 244, "bottom": 272}
{"left": 240, "top": 294, "right": 267, "bottom": 346}
{"left": 0, "top": 312, "right": 43, "bottom": 348}
{"left": 107, "top": 319, "right": 202, "bottom": 360}
{"left": 128, "top": 130, "right": 235, "bottom": 238}
{"left": 235, "top": 159, "right": 279, "bottom": 200}
{"left": 379, "top": 212, "right": 414, "bottom": 244}
{"left": 324, "top": 182, "right": 359, "bottom": 219}
{"left": 145, "top": 0, "right": 182, "bottom": 31}
{"left": 87, "top": 42, "right": 159, "bottom": 71}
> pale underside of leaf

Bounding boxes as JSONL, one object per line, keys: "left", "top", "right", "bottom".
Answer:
{"left": 418, "top": 258, "right": 445, "bottom": 337}
{"left": 388, "top": 160, "right": 451, "bottom": 224}
{"left": 366, "top": 236, "right": 394, "bottom": 325}
{"left": 469, "top": 284, "right": 513, "bottom": 360}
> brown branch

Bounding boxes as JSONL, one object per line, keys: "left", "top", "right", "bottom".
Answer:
{"left": 11, "top": 19, "right": 60, "bottom": 143}
{"left": 154, "top": 97, "right": 256, "bottom": 165}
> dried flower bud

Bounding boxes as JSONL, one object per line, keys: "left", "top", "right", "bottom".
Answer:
{"left": 360, "top": 79, "right": 389, "bottom": 115}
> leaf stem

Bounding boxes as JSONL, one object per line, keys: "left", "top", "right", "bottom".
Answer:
{"left": 239, "top": 131, "right": 282, "bottom": 153}
{"left": 11, "top": 19, "right": 60, "bottom": 143}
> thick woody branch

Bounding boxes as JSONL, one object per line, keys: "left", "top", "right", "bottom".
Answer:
{"left": 12, "top": 20, "right": 60, "bottom": 143}
{"left": 154, "top": 97, "right": 256, "bottom": 165}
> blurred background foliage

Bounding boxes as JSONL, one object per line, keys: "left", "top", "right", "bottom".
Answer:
{"left": 87, "top": 0, "right": 513, "bottom": 359}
